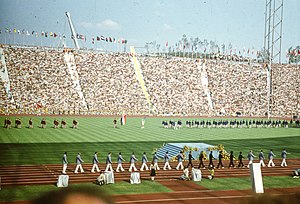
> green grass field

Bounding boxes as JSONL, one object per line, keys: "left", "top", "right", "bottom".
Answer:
{"left": 0, "top": 116, "right": 300, "bottom": 165}
{"left": 0, "top": 176, "right": 299, "bottom": 202}
{"left": 0, "top": 116, "right": 300, "bottom": 202}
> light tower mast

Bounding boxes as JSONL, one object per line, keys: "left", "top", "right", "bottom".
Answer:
{"left": 65, "top": 12, "right": 80, "bottom": 50}
{"left": 263, "top": 0, "right": 283, "bottom": 119}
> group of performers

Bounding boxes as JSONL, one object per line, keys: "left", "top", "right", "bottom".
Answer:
{"left": 162, "top": 119, "right": 299, "bottom": 129}
{"left": 4, "top": 118, "right": 22, "bottom": 129}
{"left": 3, "top": 118, "right": 78, "bottom": 129}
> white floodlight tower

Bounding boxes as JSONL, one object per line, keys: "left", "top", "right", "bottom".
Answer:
{"left": 263, "top": 0, "right": 283, "bottom": 119}
{"left": 65, "top": 12, "right": 80, "bottom": 50}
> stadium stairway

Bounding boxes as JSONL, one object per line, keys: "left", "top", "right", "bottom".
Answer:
{"left": 156, "top": 143, "right": 183, "bottom": 159}
{"left": 0, "top": 159, "right": 299, "bottom": 187}
{"left": 0, "top": 48, "right": 14, "bottom": 102}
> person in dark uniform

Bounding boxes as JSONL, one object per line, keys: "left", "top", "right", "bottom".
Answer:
{"left": 238, "top": 151, "right": 245, "bottom": 168}
{"left": 198, "top": 151, "right": 205, "bottom": 169}
{"left": 54, "top": 119, "right": 59, "bottom": 129}
{"left": 28, "top": 118, "right": 33, "bottom": 128}
{"left": 72, "top": 119, "right": 78, "bottom": 128}
{"left": 217, "top": 151, "right": 224, "bottom": 168}
{"left": 186, "top": 151, "right": 194, "bottom": 168}
{"left": 208, "top": 151, "right": 215, "bottom": 168}
{"left": 61, "top": 119, "right": 67, "bottom": 128}
{"left": 150, "top": 161, "right": 156, "bottom": 181}
{"left": 228, "top": 151, "right": 235, "bottom": 168}
{"left": 113, "top": 118, "right": 117, "bottom": 128}
{"left": 41, "top": 118, "right": 46, "bottom": 128}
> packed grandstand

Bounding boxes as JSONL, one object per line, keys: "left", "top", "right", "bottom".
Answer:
{"left": 0, "top": 44, "right": 299, "bottom": 117}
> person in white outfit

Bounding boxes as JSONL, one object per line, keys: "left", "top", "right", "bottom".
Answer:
{"left": 281, "top": 148, "right": 289, "bottom": 167}
{"left": 141, "top": 118, "right": 145, "bottom": 128}
{"left": 96, "top": 170, "right": 106, "bottom": 185}
{"left": 105, "top": 152, "right": 113, "bottom": 172}
{"left": 258, "top": 150, "right": 266, "bottom": 167}
{"left": 116, "top": 152, "right": 125, "bottom": 172}
{"left": 152, "top": 152, "right": 160, "bottom": 170}
{"left": 74, "top": 152, "right": 84, "bottom": 173}
{"left": 129, "top": 152, "right": 138, "bottom": 172}
{"left": 62, "top": 152, "right": 68, "bottom": 174}
{"left": 180, "top": 167, "right": 190, "bottom": 180}
{"left": 247, "top": 150, "right": 255, "bottom": 168}
{"left": 91, "top": 152, "right": 100, "bottom": 173}
{"left": 140, "top": 152, "right": 149, "bottom": 171}
{"left": 176, "top": 151, "right": 184, "bottom": 170}
{"left": 163, "top": 151, "right": 171, "bottom": 170}
{"left": 267, "top": 149, "right": 276, "bottom": 167}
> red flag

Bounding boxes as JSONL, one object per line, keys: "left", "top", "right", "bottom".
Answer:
{"left": 121, "top": 113, "right": 126, "bottom": 125}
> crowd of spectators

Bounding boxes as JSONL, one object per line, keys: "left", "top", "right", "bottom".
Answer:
{"left": 206, "top": 60, "right": 269, "bottom": 116}
{"left": 0, "top": 45, "right": 299, "bottom": 117}
{"left": 272, "top": 64, "right": 300, "bottom": 117}
{"left": 2, "top": 46, "right": 83, "bottom": 114}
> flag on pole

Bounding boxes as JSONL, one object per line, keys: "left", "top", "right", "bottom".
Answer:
{"left": 121, "top": 113, "right": 126, "bottom": 125}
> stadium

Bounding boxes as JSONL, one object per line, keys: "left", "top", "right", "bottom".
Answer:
{"left": 0, "top": 1, "right": 300, "bottom": 204}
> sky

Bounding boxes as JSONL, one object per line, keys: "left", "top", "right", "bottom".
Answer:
{"left": 0, "top": 0, "right": 299, "bottom": 62}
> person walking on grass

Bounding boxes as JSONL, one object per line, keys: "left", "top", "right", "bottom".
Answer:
{"left": 152, "top": 152, "right": 160, "bottom": 170}
{"left": 116, "top": 152, "right": 125, "bottom": 172}
{"left": 91, "top": 152, "right": 100, "bottom": 173}
{"left": 176, "top": 151, "right": 184, "bottom": 170}
{"left": 267, "top": 149, "right": 276, "bottom": 167}
{"left": 258, "top": 150, "right": 266, "bottom": 167}
{"left": 186, "top": 151, "right": 195, "bottom": 168}
{"left": 163, "top": 151, "right": 171, "bottom": 170}
{"left": 62, "top": 152, "right": 68, "bottom": 174}
{"left": 140, "top": 152, "right": 149, "bottom": 171}
{"left": 198, "top": 151, "right": 206, "bottom": 169}
{"left": 247, "top": 150, "right": 256, "bottom": 168}
{"left": 129, "top": 152, "right": 138, "bottom": 172}
{"left": 74, "top": 152, "right": 84, "bottom": 173}
{"left": 105, "top": 152, "right": 113, "bottom": 172}
{"left": 217, "top": 151, "right": 224, "bottom": 169}
{"left": 228, "top": 151, "right": 235, "bottom": 168}
{"left": 238, "top": 151, "right": 245, "bottom": 168}
{"left": 208, "top": 151, "right": 215, "bottom": 168}
{"left": 281, "top": 148, "right": 289, "bottom": 167}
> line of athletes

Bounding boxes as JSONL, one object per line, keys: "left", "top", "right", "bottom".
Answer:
{"left": 3, "top": 118, "right": 78, "bottom": 129}
{"left": 61, "top": 148, "right": 289, "bottom": 174}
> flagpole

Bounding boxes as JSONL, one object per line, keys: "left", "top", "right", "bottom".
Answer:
{"left": 40, "top": 32, "right": 42, "bottom": 47}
